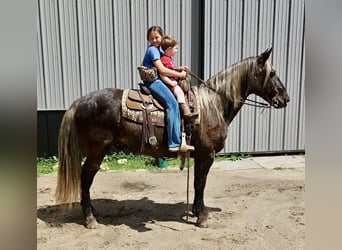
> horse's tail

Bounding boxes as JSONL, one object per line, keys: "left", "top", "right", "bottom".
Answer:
{"left": 55, "top": 101, "right": 82, "bottom": 205}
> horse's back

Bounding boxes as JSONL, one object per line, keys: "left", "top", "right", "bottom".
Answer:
{"left": 72, "top": 88, "right": 123, "bottom": 149}
{"left": 75, "top": 88, "right": 122, "bottom": 119}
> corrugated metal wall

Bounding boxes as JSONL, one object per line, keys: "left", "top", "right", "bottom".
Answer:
{"left": 37, "top": 0, "right": 192, "bottom": 110}
{"left": 37, "top": 0, "right": 305, "bottom": 154}
{"left": 203, "top": 0, "right": 305, "bottom": 153}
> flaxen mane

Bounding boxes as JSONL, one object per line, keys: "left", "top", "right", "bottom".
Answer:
{"left": 198, "top": 57, "right": 272, "bottom": 126}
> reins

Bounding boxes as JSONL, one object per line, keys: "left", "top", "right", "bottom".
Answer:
{"left": 188, "top": 70, "right": 271, "bottom": 109}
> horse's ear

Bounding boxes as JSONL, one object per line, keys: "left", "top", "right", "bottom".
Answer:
{"left": 257, "top": 47, "right": 273, "bottom": 65}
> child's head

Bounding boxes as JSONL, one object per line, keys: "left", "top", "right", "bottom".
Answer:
{"left": 161, "top": 35, "right": 179, "bottom": 57}
{"left": 147, "top": 26, "right": 164, "bottom": 48}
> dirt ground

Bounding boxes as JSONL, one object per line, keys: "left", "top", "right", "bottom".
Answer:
{"left": 37, "top": 162, "right": 305, "bottom": 250}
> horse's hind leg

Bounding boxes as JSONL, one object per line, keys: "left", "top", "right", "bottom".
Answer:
{"left": 80, "top": 150, "right": 107, "bottom": 229}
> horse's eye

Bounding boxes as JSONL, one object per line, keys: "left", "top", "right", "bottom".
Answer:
{"left": 270, "top": 71, "right": 275, "bottom": 78}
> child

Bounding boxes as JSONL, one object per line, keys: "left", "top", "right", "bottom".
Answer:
{"left": 159, "top": 35, "right": 198, "bottom": 121}
{"left": 141, "top": 26, "right": 194, "bottom": 152}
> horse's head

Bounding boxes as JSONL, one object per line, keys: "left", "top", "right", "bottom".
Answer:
{"left": 249, "top": 48, "right": 290, "bottom": 108}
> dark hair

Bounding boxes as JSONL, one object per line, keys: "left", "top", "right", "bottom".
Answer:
{"left": 147, "top": 26, "right": 164, "bottom": 40}
{"left": 160, "top": 35, "right": 179, "bottom": 51}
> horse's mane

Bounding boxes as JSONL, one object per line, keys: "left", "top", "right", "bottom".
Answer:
{"left": 198, "top": 57, "right": 255, "bottom": 126}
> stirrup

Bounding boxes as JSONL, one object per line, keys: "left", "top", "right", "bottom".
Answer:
{"left": 179, "top": 132, "right": 195, "bottom": 152}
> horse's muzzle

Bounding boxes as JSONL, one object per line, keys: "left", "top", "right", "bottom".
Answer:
{"left": 272, "top": 94, "right": 290, "bottom": 108}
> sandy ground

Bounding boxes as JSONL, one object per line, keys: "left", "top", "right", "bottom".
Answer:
{"left": 37, "top": 157, "right": 305, "bottom": 250}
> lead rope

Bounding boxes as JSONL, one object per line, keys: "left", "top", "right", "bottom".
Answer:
{"left": 186, "top": 151, "right": 190, "bottom": 221}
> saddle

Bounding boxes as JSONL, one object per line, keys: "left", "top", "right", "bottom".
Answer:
{"left": 121, "top": 83, "right": 200, "bottom": 152}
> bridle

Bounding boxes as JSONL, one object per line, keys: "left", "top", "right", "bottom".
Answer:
{"left": 188, "top": 70, "right": 272, "bottom": 109}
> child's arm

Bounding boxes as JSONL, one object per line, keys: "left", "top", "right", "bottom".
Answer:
{"left": 154, "top": 60, "right": 187, "bottom": 79}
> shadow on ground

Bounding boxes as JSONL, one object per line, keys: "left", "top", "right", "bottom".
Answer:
{"left": 37, "top": 197, "right": 221, "bottom": 232}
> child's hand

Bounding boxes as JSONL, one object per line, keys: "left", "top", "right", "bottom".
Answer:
{"left": 179, "top": 66, "right": 190, "bottom": 72}
{"left": 179, "top": 70, "right": 187, "bottom": 78}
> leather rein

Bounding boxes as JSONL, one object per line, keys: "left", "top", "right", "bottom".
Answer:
{"left": 188, "top": 71, "right": 272, "bottom": 109}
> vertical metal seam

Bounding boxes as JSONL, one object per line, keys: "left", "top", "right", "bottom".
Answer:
{"left": 268, "top": 0, "right": 277, "bottom": 151}
{"left": 129, "top": 0, "right": 133, "bottom": 88}
{"left": 296, "top": 2, "right": 305, "bottom": 149}
{"left": 225, "top": 0, "right": 228, "bottom": 70}
{"left": 223, "top": 0, "right": 229, "bottom": 153}
{"left": 111, "top": 0, "right": 117, "bottom": 87}
{"left": 282, "top": 0, "right": 292, "bottom": 150}
{"left": 38, "top": 0, "right": 48, "bottom": 109}
{"left": 179, "top": 0, "right": 183, "bottom": 64}
{"left": 253, "top": 0, "right": 261, "bottom": 151}
{"left": 200, "top": 0, "right": 205, "bottom": 79}
{"left": 163, "top": 0, "right": 166, "bottom": 31}
{"left": 208, "top": 0, "right": 212, "bottom": 77}
{"left": 146, "top": 0, "right": 149, "bottom": 29}
{"left": 75, "top": 0, "right": 82, "bottom": 96}
{"left": 93, "top": 0, "right": 100, "bottom": 89}
{"left": 56, "top": 0, "right": 65, "bottom": 108}
{"left": 238, "top": 0, "right": 246, "bottom": 152}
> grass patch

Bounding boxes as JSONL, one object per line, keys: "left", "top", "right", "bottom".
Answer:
{"left": 37, "top": 152, "right": 249, "bottom": 175}
{"left": 102, "top": 152, "right": 156, "bottom": 171}
{"left": 37, "top": 156, "right": 58, "bottom": 176}
{"left": 273, "top": 166, "right": 285, "bottom": 170}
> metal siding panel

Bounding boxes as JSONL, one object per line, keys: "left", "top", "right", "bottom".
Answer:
{"left": 37, "top": 5, "right": 46, "bottom": 109}
{"left": 113, "top": 0, "right": 133, "bottom": 89}
{"left": 59, "top": 0, "right": 81, "bottom": 108}
{"left": 40, "top": 0, "right": 64, "bottom": 109}
{"left": 284, "top": 0, "right": 302, "bottom": 150}
{"left": 180, "top": 0, "right": 192, "bottom": 67}
{"left": 298, "top": 47, "right": 305, "bottom": 150}
{"left": 203, "top": 0, "right": 211, "bottom": 79}
{"left": 240, "top": 0, "right": 259, "bottom": 152}
{"left": 148, "top": 0, "right": 165, "bottom": 28}
{"left": 78, "top": 0, "right": 99, "bottom": 95}
{"left": 131, "top": 0, "right": 148, "bottom": 84}
{"left": 226, "top": 0, "right": 244, "bottom": 153}
{"left": 269, "top": 0, "right": 289, "bottom": 151}
{"left": 254, "top": 0, "right": 274, "bottom": 151}
{"left": 96, "top": 0, "right": 115, "bottom": 89}
{"left": 164, "top": 0, "right": 181, "bottom": 66}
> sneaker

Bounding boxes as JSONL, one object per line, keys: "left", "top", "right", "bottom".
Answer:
{"left": 169, "top": 147, "right": 180, "bottom": 152}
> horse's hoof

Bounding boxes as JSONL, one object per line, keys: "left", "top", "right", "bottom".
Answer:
{"left": 85, "top": 214, "right": 98, "bottom": 229}
{"left": 196, "top": 215, "right": 208, "bottom": 228}
{"left": 91, "top": 205, "right": 99, "bottom": 217}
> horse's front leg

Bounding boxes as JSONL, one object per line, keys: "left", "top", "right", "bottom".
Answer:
{"left": 80, "top": 152, "right": 105, "bottom": 229}
{"left": 192, "top": 152, "right": 214, "bottom": 227}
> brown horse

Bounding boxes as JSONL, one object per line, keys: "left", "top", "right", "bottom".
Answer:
{"left": 56, "top": 48, "right": 289, "bottom": 228}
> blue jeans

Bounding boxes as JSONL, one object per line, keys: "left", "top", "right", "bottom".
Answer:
{"left": 144, "top": 80, "right": 181, "bottom": 148}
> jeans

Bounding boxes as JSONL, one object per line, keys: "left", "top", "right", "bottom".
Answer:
{"left": 144, "top": 80, "right": 181, "bottom": 148}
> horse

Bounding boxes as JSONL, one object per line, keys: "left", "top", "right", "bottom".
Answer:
{"left": 56, "top": 47, "right": 290, "bottom": 229}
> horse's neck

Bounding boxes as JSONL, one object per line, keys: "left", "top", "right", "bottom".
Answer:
{"left": 205, "top": 60, "right": 250, "bottom": 123}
